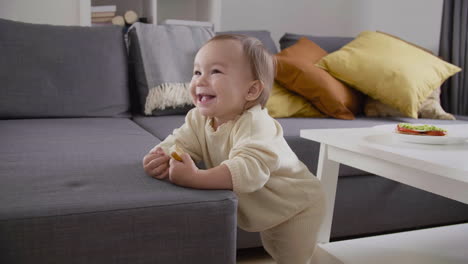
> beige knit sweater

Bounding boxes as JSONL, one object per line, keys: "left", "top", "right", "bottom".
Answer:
{"left": 154, "top": 105, "right": 324, "bottom": 232}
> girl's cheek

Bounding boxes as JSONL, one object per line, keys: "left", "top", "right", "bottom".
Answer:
{"left": 188, "top": 85, "right": 197, "bottom": 102}
{"left": 210, "top": 77, "right": 221, "bottom": 85}
{"left": 190, "top": 76, "right": 198, "bottom": 86}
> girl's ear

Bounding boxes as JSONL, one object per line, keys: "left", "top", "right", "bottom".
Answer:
{"left": 245, "top": 80, "right": 264, "bottom": 101}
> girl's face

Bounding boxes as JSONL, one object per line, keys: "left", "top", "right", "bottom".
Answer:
{"left": 190, "top": 39, "right": 256, "bottom": 129}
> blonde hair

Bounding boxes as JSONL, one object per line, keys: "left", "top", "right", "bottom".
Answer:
{"left": 205, "top": 34, "right": 276, "bottom": 108}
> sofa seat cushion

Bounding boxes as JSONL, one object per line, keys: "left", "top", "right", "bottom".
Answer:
{"left": 133, "top": 115, "right": 186, "bottom": 140}
{"left": 0, "top": 118, "right": 237, "bottom": 263}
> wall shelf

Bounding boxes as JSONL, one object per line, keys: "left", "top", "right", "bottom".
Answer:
{"left": 80, "top": 0, "right": 219, "bottom": 29}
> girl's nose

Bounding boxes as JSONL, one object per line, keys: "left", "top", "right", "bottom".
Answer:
{"left": 195, "top": 74, "right": 208, "bottom": 86}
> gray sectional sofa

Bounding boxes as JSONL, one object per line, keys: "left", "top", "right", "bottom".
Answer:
{"left": 1, "top": 18, "right": 467, "bottom": 264}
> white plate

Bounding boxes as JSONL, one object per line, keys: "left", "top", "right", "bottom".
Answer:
{"left": 373, "top": 124, "right": 468, "bottom": 145}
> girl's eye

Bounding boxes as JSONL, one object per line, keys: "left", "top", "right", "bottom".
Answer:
{"left": 194, "top": 70, "right": 201, "bottom": 76}
{"left": 212, "top": 69, "right": 222, "bottom": 74}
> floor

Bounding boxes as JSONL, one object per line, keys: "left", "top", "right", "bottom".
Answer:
{"left": 237, "top": 247, "right": 274, "bottom": 264}
{"left": 236, "top": 246, "right": 342, "bottom": 264}
{"left": 236, "top": 223, "right": 468, "bottom": 264}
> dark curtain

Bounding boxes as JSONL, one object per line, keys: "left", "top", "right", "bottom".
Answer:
{"left": 439, "top": 0, "right": 468, "bottom": 115}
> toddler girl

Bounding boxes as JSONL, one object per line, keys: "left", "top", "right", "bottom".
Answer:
{"left": 143, "top": 34, "right": 325, "bottom": 264}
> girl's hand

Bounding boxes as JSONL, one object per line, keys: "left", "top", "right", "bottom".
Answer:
{"left": 143, "top": 147, "right": 170, "bottom": 180}
{"left": 168, "top": 153, "right": 199, "bottom": 187}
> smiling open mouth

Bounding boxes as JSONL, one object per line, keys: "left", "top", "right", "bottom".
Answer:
{"left": 197, "top": 94, "right": 216, "bottom": 103}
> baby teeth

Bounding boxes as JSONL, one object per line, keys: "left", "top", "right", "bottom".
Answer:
{"left": 200, "top": 95, "right": 212, "bottom": 102}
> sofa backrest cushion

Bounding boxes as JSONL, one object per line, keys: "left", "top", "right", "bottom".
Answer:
{"left": 216, "top": 30, "right": 278, "bottom": 54}
{"left": 0, "top": 18, "right": 130, "bottom": 118}
{"left": 279, "top": 33, "right": 353, "bottom": 53}
{"left": 127, "top": 23, "right": 213, "bottom": 116}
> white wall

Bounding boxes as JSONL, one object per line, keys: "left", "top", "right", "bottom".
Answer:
{"left": 366, "top": 0, "right": 443, "bottom": 53}
{"left": 219, "top": 0, "right": 443, "bottom": 54}
{"left": 0, "top": 0, "right": 444, "bottom": 54}
{"left": 157, "top": 0, "right": 218, "bottom": 26}
{"left": 0, "top": 0, "right": 86, "bottom": 26}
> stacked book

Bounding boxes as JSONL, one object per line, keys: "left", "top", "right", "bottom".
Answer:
{"left": 91, "top": 5, "right": 117, "bottom": 25}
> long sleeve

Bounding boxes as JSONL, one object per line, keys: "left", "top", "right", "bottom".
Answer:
{"left": 152, "top": 109, "right": 204, "bottom": 162}
{"left": 222, "top": 110, "right": 281, "bottom": 194}
{"left": 217, "top": 105, "right": 323, "bottom": 232}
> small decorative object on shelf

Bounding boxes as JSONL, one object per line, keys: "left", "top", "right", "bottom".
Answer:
{"left": 91, "top": 5, "right": 116, "bottom": 25}
{"left": 90, "top": 4, "right": 143, "bottom": 28}
{"left": 84, "top": 0, "right": 218, "bottom": 27}
{"left": 91, "top": 5, "right": 116, "bottom": 13}
{"left": 111, "top": 16, "right": 125, "bottom": 26}
{"left": 124, "top": 10, "right": 139, "bottom": 25}
{"left": 92, "top": 11, "right": 115, "bottom": 18}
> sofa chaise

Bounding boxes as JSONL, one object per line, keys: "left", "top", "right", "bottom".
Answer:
{"left": 0, "top": 19, "right": 237, "bottom": 264}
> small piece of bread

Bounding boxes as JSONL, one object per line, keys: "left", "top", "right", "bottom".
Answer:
{"left": 170, "top": 144, "right": 184, "bottom": 161}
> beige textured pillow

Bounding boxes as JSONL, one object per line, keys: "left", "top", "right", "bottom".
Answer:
{"left": 364, "top": 87, "right": 455, "bottom": 120}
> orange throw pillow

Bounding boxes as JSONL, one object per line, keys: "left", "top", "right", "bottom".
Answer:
{"left": 275, "top": 37, "right": 362, "bottom": 119}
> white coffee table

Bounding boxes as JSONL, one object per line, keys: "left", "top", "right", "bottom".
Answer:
{"left": 300, "top": 124, "right": 468, "bottom": 264}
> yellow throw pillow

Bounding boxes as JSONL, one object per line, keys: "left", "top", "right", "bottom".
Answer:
{"left": 266, "top": 82, "right": 326, "bottom": 118}
{"left": 316, "top": 31, "right": 461, "bottom": 118}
